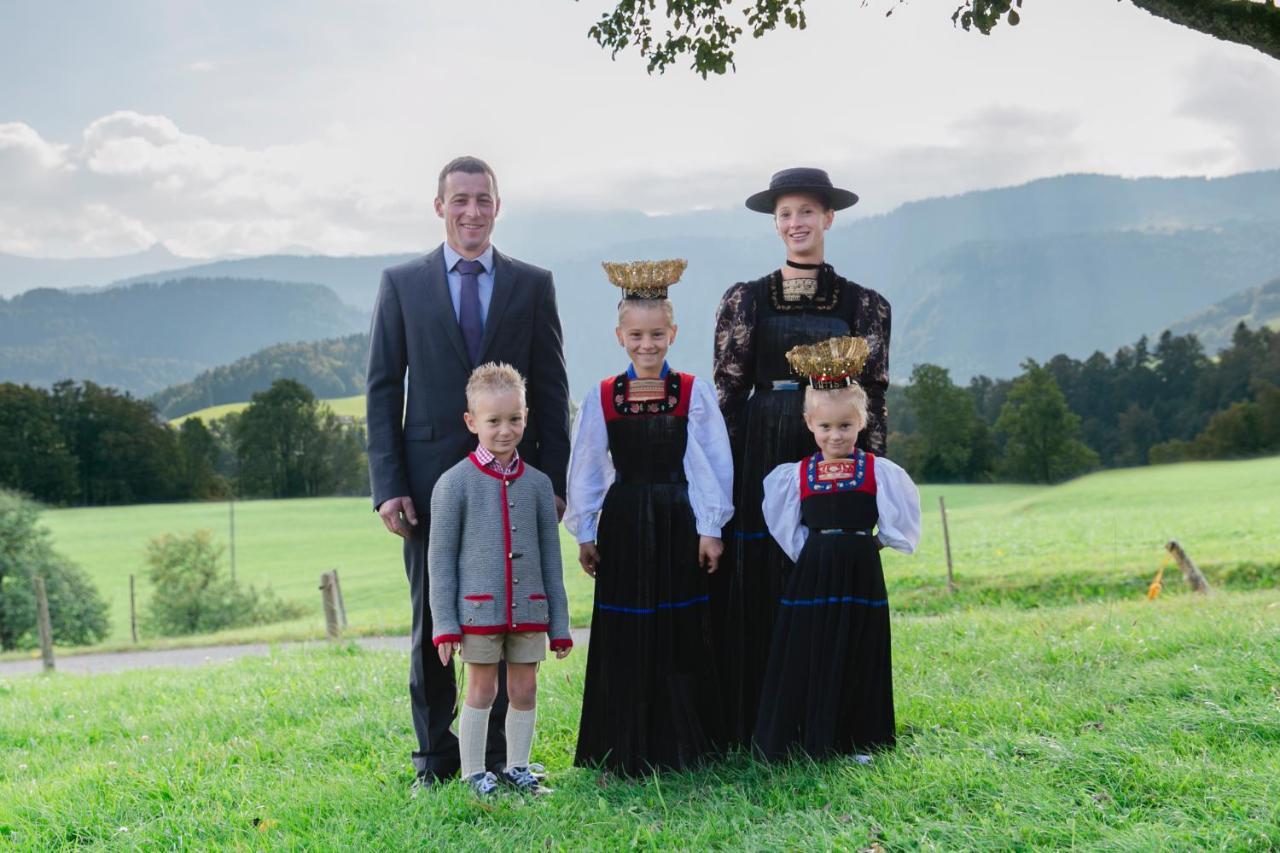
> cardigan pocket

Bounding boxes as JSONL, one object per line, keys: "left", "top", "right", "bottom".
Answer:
{"left": 526, "top": 594, "right": 549, "bottom": 624}
{"left": 461, "top": 594, "right": 496, "bottom": 627}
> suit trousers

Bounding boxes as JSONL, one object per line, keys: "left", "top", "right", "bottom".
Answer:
{"left": 405, "top": 521, "right": 509, "bottom": 778}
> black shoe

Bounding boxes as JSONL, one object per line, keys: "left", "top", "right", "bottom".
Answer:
{"left": 501, "top": 764, "right": 553, "bottom": 795}
{"left": 410, "top": 773, "right": 440, "bottom": 798}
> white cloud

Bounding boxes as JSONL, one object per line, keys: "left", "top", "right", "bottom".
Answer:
{"left": 0, "top": 112, "right": 428, "bottom": 258}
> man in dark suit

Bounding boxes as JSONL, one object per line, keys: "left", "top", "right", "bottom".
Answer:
{"left": 366, "top": 155, "right": 571, "bottom": 792}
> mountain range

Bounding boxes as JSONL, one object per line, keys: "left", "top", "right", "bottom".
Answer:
{"left": 3, "top": 170, "right": 1279, "bottom": 403}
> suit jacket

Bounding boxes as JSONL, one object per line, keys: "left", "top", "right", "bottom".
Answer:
{"left": 366, "top": 244, "right": 571, "bottom": 514}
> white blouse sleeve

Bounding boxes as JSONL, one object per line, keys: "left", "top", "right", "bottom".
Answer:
{"left": 563, "top": 387, "right": 614, "bottom": 544}
{"left": 683, "top": 377, "right": 735, "bottom": 538}
{"left": 762, "top": 461, "right": 806, "bottom": 563}
{"left": 874, "top": 456, "right": 921, "bottom": 555}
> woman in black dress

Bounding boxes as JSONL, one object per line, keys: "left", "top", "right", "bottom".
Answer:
{"left": 711, "top": 168, "right": 893, "bottom": 744}
{"left": 566, "top": 260, "right": 734, "bottom": 775}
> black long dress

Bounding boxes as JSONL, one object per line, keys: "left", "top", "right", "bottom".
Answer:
{"left": 754, "top": 450, "right": 895, "bottom": 760}
{"left": 710, "top": 270, "right": 868, "bottom": 745}
{"left": 574, "top": 370, "right": 724, "bottom": 775}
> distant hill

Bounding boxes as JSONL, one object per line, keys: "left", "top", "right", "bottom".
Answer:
{"left": 0, "top": 278, "right": 366, "bottom": 396}
{"left": 151, "top": 333, "right": 369, "bottom": 419}
{"left": 10, "top": 170, "right": 1280, "bottom": 395}
{"left": 0, "top": 243, "right": 203, "bottom": 298}
{"left": 171, "top": 393, "right": 366, "bottom": 426}
{"left": 1165, "top": 276, "right": 1280, "bottom": 354}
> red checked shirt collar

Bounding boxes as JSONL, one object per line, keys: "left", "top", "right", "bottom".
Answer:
{"left": 474, "top": 444, "right": 521, "bottom": 476}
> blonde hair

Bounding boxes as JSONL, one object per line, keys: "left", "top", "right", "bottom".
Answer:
{"left": 617, "top": 297, "right": 675, "bottom": 327}
{"left": 466, "top": 362, "right": 526, "bottom": 411}
{"left": 803, "top": 382, "right": 868, "bottom": 429}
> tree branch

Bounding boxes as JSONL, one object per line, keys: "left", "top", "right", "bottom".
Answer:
{"left": 1127, "top": 0, "right": 1280, "bottom": 61}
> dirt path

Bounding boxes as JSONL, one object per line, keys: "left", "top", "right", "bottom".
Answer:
{"left": 0, "top": 628, "right": 591, "bottom": 678}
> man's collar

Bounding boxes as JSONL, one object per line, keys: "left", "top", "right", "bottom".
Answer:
{"left": 443, "top": 242, "right": 495, "bottom": 274}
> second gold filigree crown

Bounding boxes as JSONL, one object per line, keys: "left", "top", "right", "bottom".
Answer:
{"left": 785, "top": 336, "right": 871, "bottom": 389}
{"left": 602, "top": 259, "right": 687, "bottom": 299}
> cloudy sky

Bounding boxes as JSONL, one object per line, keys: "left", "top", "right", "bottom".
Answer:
{"left": 3, "top": 0, "right": 1280, "bottom": 258}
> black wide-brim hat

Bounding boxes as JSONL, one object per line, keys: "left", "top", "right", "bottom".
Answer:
{"left": 745, "top": 167, "right": 859, "bottom": 213}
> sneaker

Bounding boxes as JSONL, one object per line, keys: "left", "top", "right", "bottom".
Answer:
{"left": 466, "top": 771, "right": 500, "bottom": 798}
{"left": 502, "top": 764, "right": 553, "bottom": 795}
{"left": 853, "top": 753, "right": 874, "bottom": 765}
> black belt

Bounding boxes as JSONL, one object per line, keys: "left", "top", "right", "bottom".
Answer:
{"left": 615, "top": 471, "right": 688, "bottom": 485}
{"left": 817, "top": 528, "right": 874, "bottom": 536}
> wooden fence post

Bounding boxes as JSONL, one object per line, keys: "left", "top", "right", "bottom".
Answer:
{"left": 1165, "top": 540, "right": 1211, "bottom": 594}
{"left": 331, "top": 569, "right": 348, "bottom": 629}
{"left": 319, "top": 571, "right": 341, "bottom": 639}
{"left": 939, "top": 496, "right": 956, "bottom": 594}
{"left": 129, "top": 574, "right": 138, "bottom": 644}
{"left": 33, "top": 576, "right": 55, "bottom": 673}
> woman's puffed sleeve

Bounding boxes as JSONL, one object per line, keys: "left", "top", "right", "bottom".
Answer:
{"left": 762, "top": 461, "right": 806, "bottom": 563}
{"left": 713, "top": 282, "right": 757, "bottom": 445}
{"left": 564, "top": 388, "right": 613, "bottom": 544}
{"left": 874, "top": 456, "right": 921, "bottom": 554}
{"left": 683, "top": 377, "right": 735, "bottom": 538}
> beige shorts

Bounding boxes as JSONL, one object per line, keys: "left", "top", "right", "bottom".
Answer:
{"left": 460, "top": 631, "right": 546, "bottom": 664}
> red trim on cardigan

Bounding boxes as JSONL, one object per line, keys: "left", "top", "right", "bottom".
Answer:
{"left": 463, "top": 594, "right": 493, "bottom": 601}
{"left": 500, "top": 477, "right": 514, "bottom": 629}
{"left": 432, "top": 633, "right": 462, "bottom": 646}
{"left": 549, "top": 638, "right": 573, "bottom": 652}
{"left": 467, "top": 452, "right": 526, "bottom": 481}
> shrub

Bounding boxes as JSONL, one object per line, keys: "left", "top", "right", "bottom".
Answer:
{"left": 0, "top": 488, "right": 110, "bottom": 650}
{"left": 142, "top": 530, "right": 307, "bottom": 637}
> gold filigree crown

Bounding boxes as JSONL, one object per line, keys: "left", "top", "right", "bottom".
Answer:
{"left": 785, "top": 336, "right": 870, "bottom": 389}
{"left": 602, "top": 259, "right": 687, "bottom": 299}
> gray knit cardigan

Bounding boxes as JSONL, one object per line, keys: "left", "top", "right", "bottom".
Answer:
{"left": 428, "top": 454, "right": 572, "bottom": 650}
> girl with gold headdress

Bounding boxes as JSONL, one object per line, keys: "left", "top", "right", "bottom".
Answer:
{"left": 753, "top": 337, "right": 919, "bottom": 762}
{"left": 710, "top": 168, "right": 893, "bottom": 746}
{"left": 564, "top": 260, "right": 734, "bottom": 775}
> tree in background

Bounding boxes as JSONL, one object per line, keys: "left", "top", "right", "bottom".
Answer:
{"left": 141, "top": 530, "right": 306, "bottom": 637}
{"left": 0, "top": 488, "right": 110, "bottom": 650}
{"left": 584, "top": 0, "right": 1280, "bottom": 77}
{"left": 995, "top": 361, "right": 1098, "bottom": 483}
{"left": 0, "top": 383, "right": 79, "bottom": 503}
{"left": 234, "top": 379, "right": 366, "bottom": 499}
{"left": 48, "top": 381, "right": 180, "bottom": 505}
{"left": 901, "top": 364, "right": 995, "bottom": 482}
{"left": 175, "top": 417, "right": 226, "bottom": 499}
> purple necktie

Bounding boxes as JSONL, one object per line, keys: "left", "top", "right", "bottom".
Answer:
{"left": 455, "top": 258, "right": 485, "bottom": 365}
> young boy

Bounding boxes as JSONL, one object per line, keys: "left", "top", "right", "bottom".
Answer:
{"left": 429, "top": 362, "right": 573, "bottom": 797}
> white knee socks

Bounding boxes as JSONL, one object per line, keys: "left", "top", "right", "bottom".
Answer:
{"left": 459, "top": 703, "right": 492, "bottom": 779}
{"left": 505, "top": 706, "right": 537, "bottom": 770}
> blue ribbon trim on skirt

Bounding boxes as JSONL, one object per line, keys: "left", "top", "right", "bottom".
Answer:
{"left": 596, "top": 594, "right": 710, "bottom": 615}
{"left": 779, "top": 595, "right": 888, "bottom": 608}
{"left": 733, "top": 530, "right": 770, "bottom": 540}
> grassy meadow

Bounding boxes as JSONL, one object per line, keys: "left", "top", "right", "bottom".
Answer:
{"left": 27, "top": 455, "right": 1280, "bottom": 653}
{"left": 2, "top": 591, "right": 1277, "bottom": 848}
{"left": 169, "top": 394, "right": 366, "bottom": 426}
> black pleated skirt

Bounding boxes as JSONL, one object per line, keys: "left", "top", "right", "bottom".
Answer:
{"left": 575, "top": 482, "right": 724, "bottom": 775}
{"left": 712, "top": 386, "right": 815, "bottom": 744}
{"left": 753, "top": 532, "right": 896, "bottom": 761}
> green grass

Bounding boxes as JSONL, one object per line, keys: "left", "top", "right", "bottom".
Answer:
{"left": 169, "top": 394, "right": 366, "bottom": 426}
{"left": 3, "top": 590, "right": 1278, "bottom": 848}
{"left": 35, "top": 498, "right": 596, "bottom": 652}
{"left": 31, "top": 456, "right": 1280, "bottom": 654}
